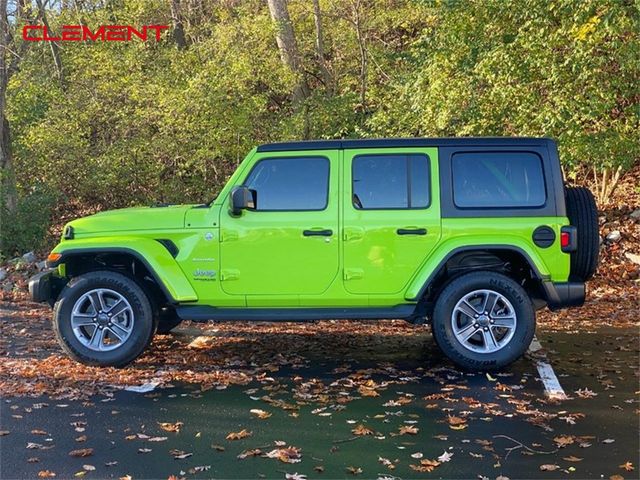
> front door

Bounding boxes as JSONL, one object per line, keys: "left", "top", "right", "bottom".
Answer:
{"left": 219, "top": 151, "right": 340, "bottom": 300}
{"left": 342, "top": 148, "right": 441, "bottom": 295}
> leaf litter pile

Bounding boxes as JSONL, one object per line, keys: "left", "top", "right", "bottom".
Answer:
{"left": 0, "top": 172, "right": 638, "bottom": 478}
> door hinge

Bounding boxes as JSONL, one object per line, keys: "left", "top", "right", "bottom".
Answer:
{"left": 343, "top": 227, "right": 364, "bottom": 242}
{"left": 220, "top": 230, "right": 239, "bottom": 242}
{"left": 343, "top": 268, "right": 364, "bottom": 281}
{"left": 220, "top": 269, "right": 240, "bottom": 281}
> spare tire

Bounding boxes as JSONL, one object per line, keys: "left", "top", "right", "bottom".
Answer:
{"left": 565, "top": 186, "right": 599, "bottom": 281}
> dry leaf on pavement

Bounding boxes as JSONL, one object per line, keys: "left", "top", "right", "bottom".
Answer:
{"left": 68, "top": 449, "right": 93, "bottom": 458}
{"left": 226, "top": 429, "right": 252, "bottom": 441}
{"left": 158, "top": 422, "right": 183, "bottom": 433}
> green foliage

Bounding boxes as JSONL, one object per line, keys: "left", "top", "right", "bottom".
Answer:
{"left": 3, "top": 0, "right": 638, "bottom": 249}
{"left": 367, "top": 0, "right": 640, "bottom": 172}
{"left": 0, "top": 187, "right": 57, "bottom": 257}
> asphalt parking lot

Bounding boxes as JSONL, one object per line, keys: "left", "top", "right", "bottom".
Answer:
{"left": 0, "top": 302, "right": 638, "bottom": 479}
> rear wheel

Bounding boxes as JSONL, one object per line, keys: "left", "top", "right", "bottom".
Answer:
{"left": 565, "top": 186, "right": 599, "bottom": 280}
{"left": 431, "top": 271, "right": 535, "bottom": 370}
{"left": 53, "top": 271, "right": 154, "bottom": 367}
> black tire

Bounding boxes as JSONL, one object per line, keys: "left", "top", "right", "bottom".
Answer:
{"left": 431, "top": 271, "right": 535, "bottom": 371}
{"left": 156, "top": 306, "right": 183, "bottom": 334}
{"left": 53, "top": 271, "right": 154, "bottom": 367}
{"left": 565, "top": 186, "right": 599, "bottom": 281}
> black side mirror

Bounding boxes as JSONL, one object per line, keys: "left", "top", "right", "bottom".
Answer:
{"left": 229, "top": 186, "right": 256, "bottom": 216}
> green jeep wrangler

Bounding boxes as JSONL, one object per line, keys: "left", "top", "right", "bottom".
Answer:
{"left": 29, "top": 138, "right": 599, "bottom": 370}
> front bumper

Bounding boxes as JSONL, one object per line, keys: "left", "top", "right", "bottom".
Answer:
{"left": 542, "top": 281, "right": 585, "bottom": 311}
{"left": 29, "top": 270, "right": 65, "bottom": 305}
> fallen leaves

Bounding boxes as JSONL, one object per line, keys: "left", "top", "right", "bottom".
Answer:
{"left": 157, "top": 421, "right": 183, "bottom": 433}
{"left": 438, "top": 451, "right": 454, "bottom": 462}
{"left": 358, "top": 380, "right": 382, "bottom": 397}
{"left": 563, "top": 456, "right": 583, "bottom": 462}
{"left": 37, "top": 471, "right": 56, "bottom": 478}
{"left": 250, "top": 409, "right": 272, "bottom": 419}
{"left": 352, "top": 424, "right": 374, "bottom": 436}
{"left": 539, "top": 464, "right": 560, "bottom": 471}
{"left": 68, "top": 448, "right": 93, "bottom": 458}
{"left": 265, "top": 446, "right": 302, "bottom": 464}
{"left": 169, "top": 449, "right": 193, "bottom": 460}
{"left": 285, "top": 474, "right": 307, "bottom": 480}
{"left": 553, "top": 435, "right": 575, "bottom": 447}
{"left": 619, "top": 462, "right": 634, "bottom": 471}
{"left": 187, "top": 336, "right": 216, "bottom": 349}
{"left": 226, "top": 429, "right": 252, "bottom": 441}
{"left": 375, "top": 456, "right": 391, "bottom": 468}
{"left": 398, "top": 425, "right": 419, "bottom": 435}
{"left": 410, "top": 458, "right": 440, "bottom": 472}
{"left": 448, "top": 415, "right": 468, "bottom": 430}
{"left": 237, "top": 448, "right": 262, "bottom": 459}
{"left": 575, "top": 388, "right": 598, "bottom": 398}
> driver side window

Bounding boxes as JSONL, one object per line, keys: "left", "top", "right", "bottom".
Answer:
{"left": 244, "top": 157, "right": 329, "bottom": 211}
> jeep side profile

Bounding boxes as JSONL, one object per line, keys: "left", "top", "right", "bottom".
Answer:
{"left": 29, "top": 138, "right": 599, "bottom": 370}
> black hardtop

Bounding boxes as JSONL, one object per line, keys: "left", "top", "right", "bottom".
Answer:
{"left": 256, "top": 137, "right": 556, "bottom": 153}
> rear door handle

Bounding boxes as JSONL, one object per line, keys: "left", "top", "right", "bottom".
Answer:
{"left": 396, "top": 228, "right": 427, "bottom": 235}
{"left": 303, "top": 229, "right": 333, "bottom": 237}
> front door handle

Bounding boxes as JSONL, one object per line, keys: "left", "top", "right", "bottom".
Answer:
{"left": 397, "top": 228, "right": 427, "bottom": 235}
{"left": 303, "top": 229, "right": 333, "bottom": 237}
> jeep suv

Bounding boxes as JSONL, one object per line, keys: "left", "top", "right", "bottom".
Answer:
{"left": 29, "top": 138, "right": 599, "bottom": 370}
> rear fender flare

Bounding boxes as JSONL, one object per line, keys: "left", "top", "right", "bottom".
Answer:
{"left": 405, "top": 242, "right": 549, "bottom": 301}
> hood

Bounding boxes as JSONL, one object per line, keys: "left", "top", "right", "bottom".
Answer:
{"left": 65, "top": 204, "right": 194, "bottom": 236}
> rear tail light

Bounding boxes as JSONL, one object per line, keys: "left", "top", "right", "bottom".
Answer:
{"left": 561, "top": 226, "right": 577, "bottom": 253}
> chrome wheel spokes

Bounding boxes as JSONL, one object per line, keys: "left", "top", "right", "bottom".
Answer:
{"left": 70, "top": 288, "right": 135, "bottom": 352}
{"left": 451, "top": 289, "right": 517, "bottom": 354}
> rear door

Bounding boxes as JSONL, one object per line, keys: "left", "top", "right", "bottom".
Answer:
{"left": 342, "top": 147, "right": 441, "bottom": 295}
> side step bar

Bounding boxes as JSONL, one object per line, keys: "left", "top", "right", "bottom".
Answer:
{"left": 176, "top": 305, "right": 417, "bottom": 322}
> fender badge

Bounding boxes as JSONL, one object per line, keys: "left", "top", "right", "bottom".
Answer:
{"left": 193, "top": 269, "right": 216, "bottom": 278}
{"left": 204, "top": 232, "right": 213, "bottom": 241}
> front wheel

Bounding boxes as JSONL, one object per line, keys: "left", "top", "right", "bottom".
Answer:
{"left": 53, "top": 271, "right": 155, "bottom": 367}
{"left": 431, "top": 271, "right": 535, "bottom": 371}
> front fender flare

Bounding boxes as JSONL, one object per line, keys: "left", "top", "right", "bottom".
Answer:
{"left": 48, "top": 237, "right": 198, "bottom": 303}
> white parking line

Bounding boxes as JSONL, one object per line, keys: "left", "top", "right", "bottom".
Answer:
{"left": 528, "top": 336, "right": 567, "bottom": 400}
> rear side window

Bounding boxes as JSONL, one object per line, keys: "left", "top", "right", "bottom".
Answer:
{"left": 244, "top": 157, "right": 329, "bottom": 211}
{"left": 452, "top": 152, "right": 546, "bottom": 208}
{"left": 352, "top": 154, "right": 430, "bottom": 209}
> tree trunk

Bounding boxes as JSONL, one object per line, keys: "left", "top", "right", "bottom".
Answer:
{"left": 352, "top": 0, "right": 367, "bottom": 109}
{"left": 266, "top": 0, "right": 309, "bottom": 104}
{"left": 0, "top": 0, "right": 17, "bottom": 215}
{"left": 312, "top": 0, "right": 333, "bottom": 93}
{"left": 35, "top": 0, "right": 64, "bottom": 87}
{"left": 170, "top": 0, "right": 188, "bottom": 49}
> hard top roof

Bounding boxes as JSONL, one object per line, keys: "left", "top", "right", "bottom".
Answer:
{"left": 256, "top": 137, "right": 555, "bottom": 152}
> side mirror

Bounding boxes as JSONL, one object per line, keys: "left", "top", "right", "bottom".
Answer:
{"left": 229, "top": 186, "right": 256, "bottom": 217}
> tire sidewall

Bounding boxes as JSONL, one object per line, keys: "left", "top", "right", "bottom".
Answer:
{"left": 53, "top": 271, "right": 154, "bottom": 367}
{"left": 432, "top": 272, "right": 535, "bottom": 370}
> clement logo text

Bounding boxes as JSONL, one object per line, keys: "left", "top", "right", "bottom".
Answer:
{"left": 23, "top": 25, "right": 169, "bottom": 42}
